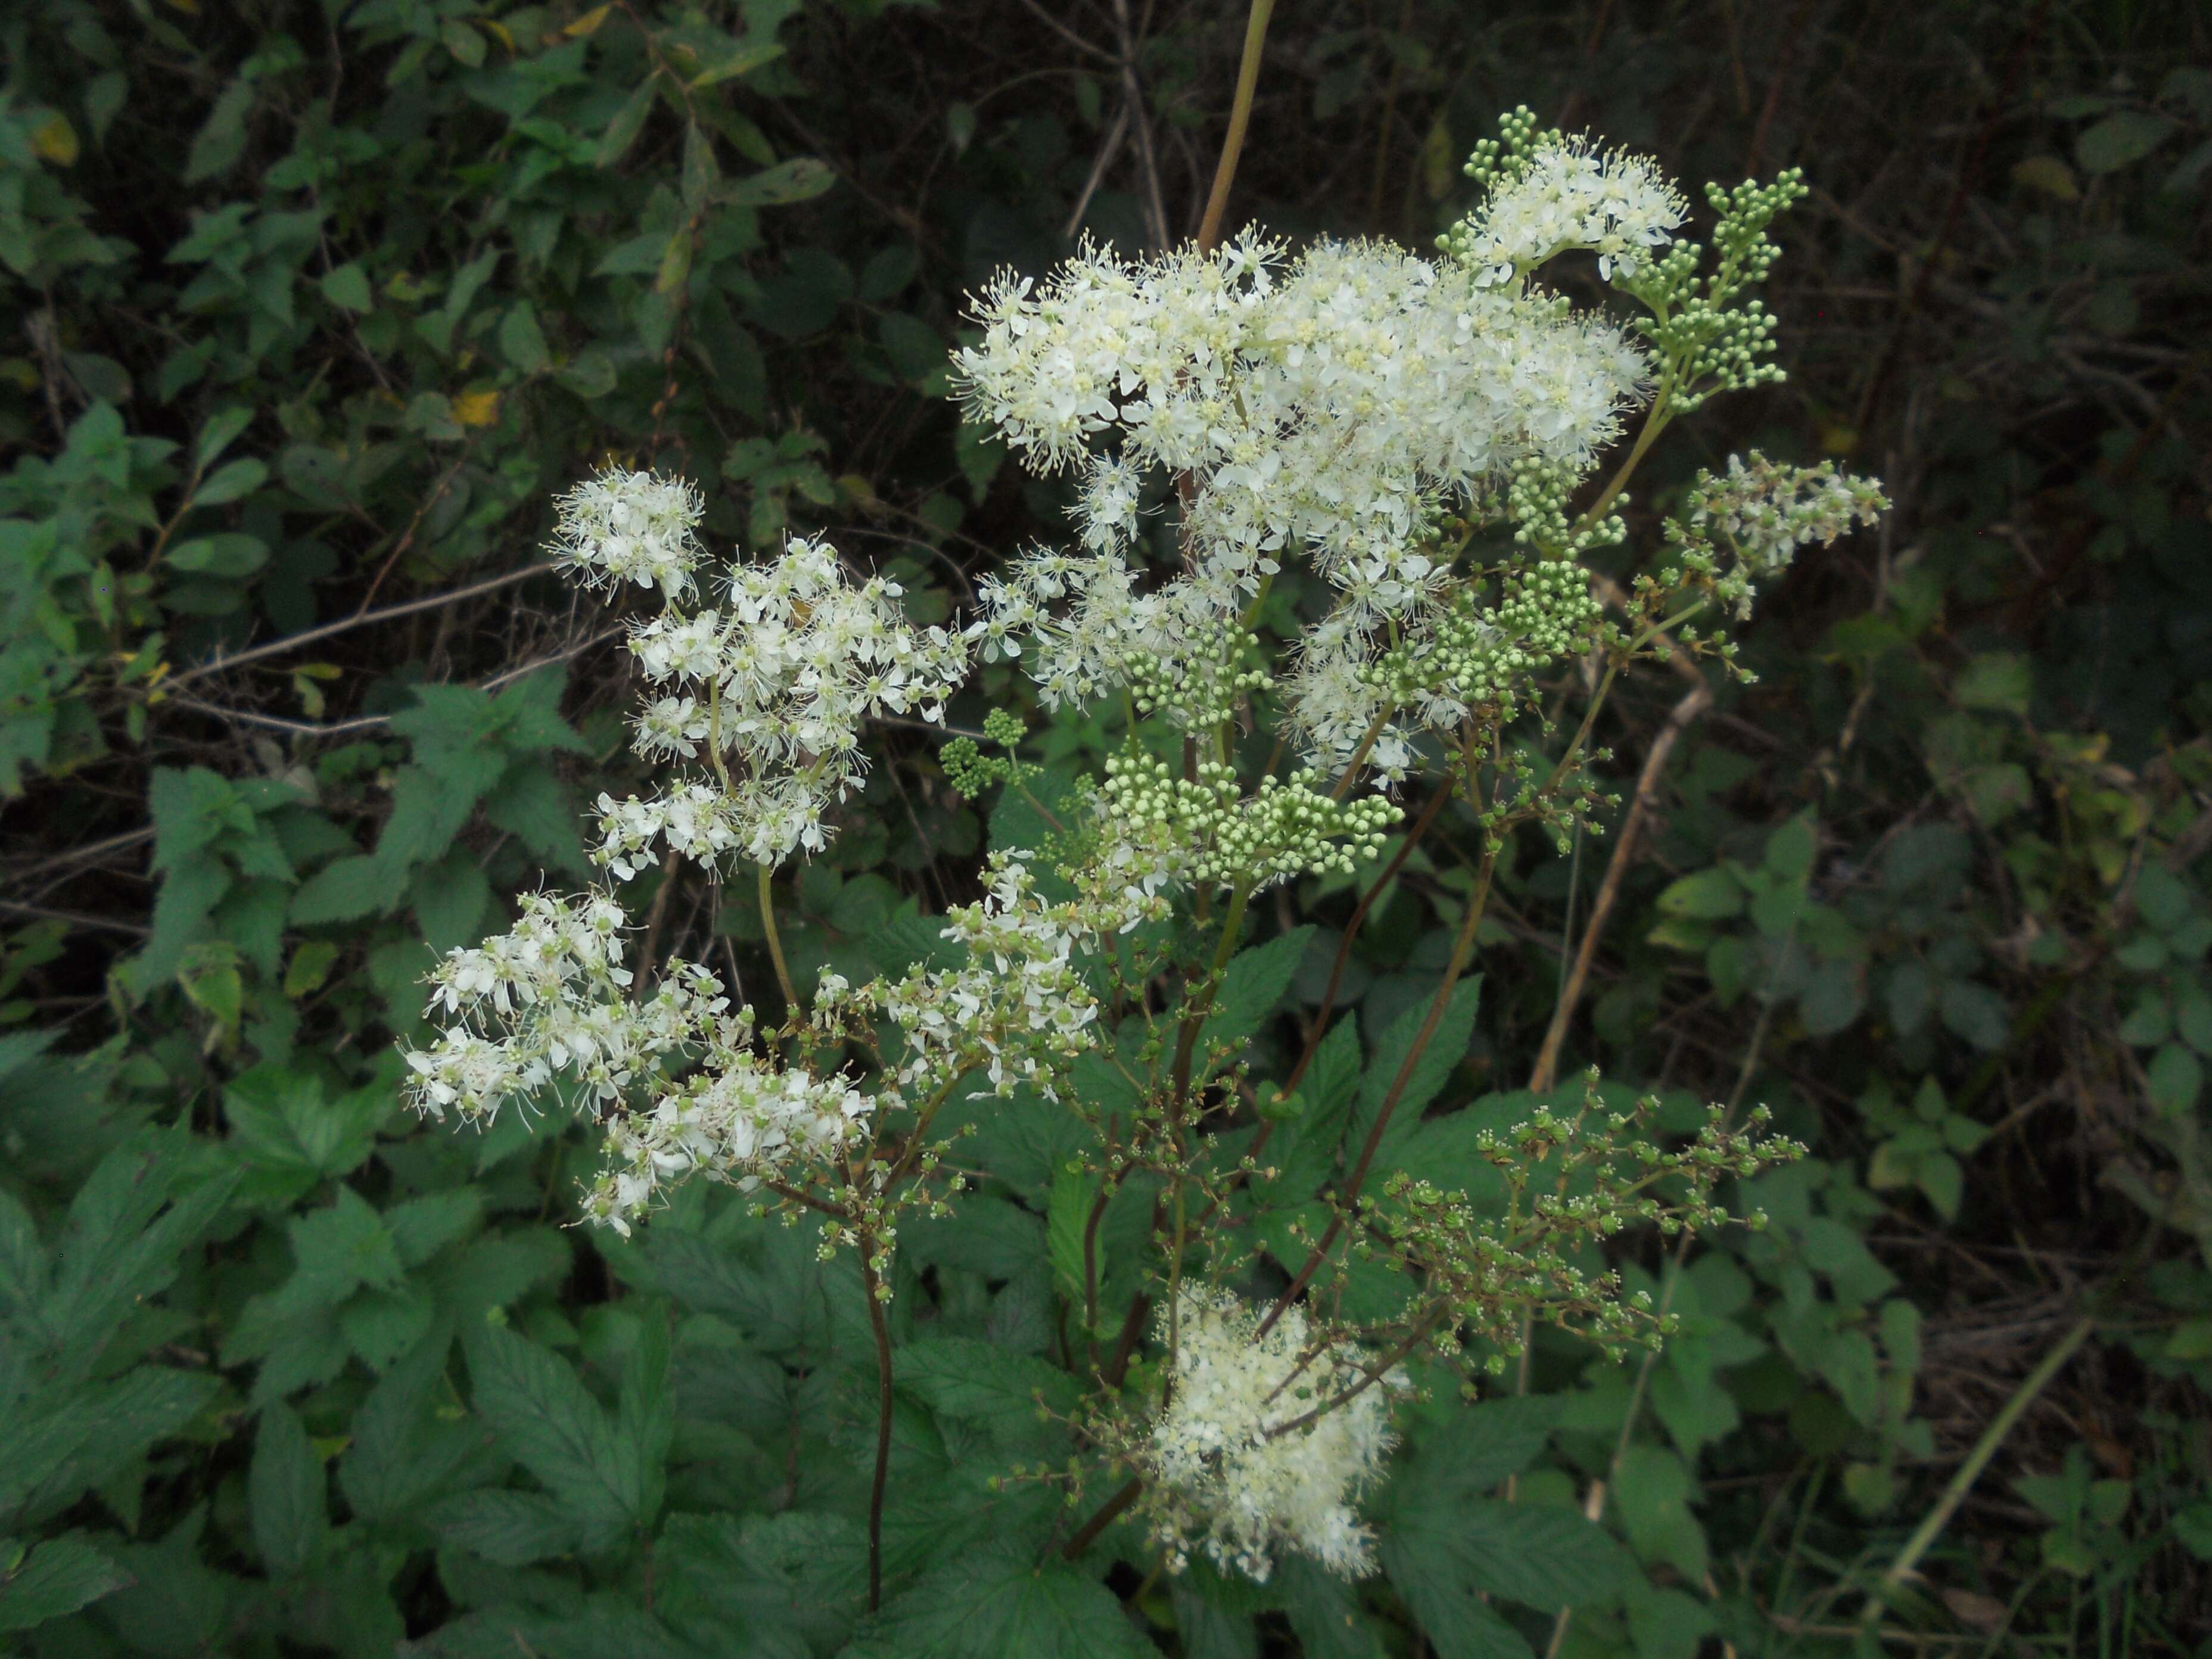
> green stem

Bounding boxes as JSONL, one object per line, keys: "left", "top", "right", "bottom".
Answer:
{"left": 1861, "top": 1313, "right": 2093, "bottom": 1626}
{"left": 757, "top": 860, "right": 799, "bottom": 1015}
{"left": 1194, "top": 0, "right": 1277, "bottom": 251}
{"left": 1574, "top": 382, "right": 1674, "bottom": 536}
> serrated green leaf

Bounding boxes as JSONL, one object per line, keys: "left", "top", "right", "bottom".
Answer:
{"left": 1046, "top": 1160, "right": 1094, "bottom": 1314}
{"left": 463, "top": 1322, "right": 637, "bottom": 1542}
{"left": 1386, "top": 1498, "right": 1630, "bottom": 1626}
{"left": 845, "top": 1537, "right": 1155, "bottom": 1658}
{"left": 427, "top": 1488, "right": 586, "bottom": 1565}
{"left": 898, "top": 1338, "right": 1079, "bottom": 1450}
{"left": 1612, "top": 1443, "right": 1709, "bottom": 1582}
{"left": 0, "top": 1535, "right": 132, "bottom": 1633}
{"left": 726, "top": 156, "right": 836, "bottom": 206}
{"left": 1202, "top": 926, "right": 1315, "bottom": 1058}
{"left": 1356, "top": 975, "right": 1482, "bottom": 1156}
{"left": 338, "top": 1332, "right": 496, "bottom": 1532}
{"left": 596, "top": 74, "right": 659, "bottom": 168}
{"left": 250, "top": 1403, "right": 328, "bottom": 1576}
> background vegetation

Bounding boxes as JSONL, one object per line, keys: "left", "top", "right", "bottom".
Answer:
{"left": 1, "top": 0, "right": 2207, "bottom": 1652}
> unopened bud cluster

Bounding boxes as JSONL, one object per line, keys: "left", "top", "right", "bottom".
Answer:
{"left": 1098, "top": 752, "right": 1400, "bottom": 892}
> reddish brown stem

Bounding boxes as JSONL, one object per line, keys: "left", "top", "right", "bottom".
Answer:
{"left": 1257, "top": 840, "right": 1495, "bottom": 1339}
{"left": 1061, "top": 1475, "right": 1144, "bottom": 1562}
{"left": 858, "top": 1243, "right": 894, "bottom": 1613}
{"left": 1279, "top": 779, "right": 1454, "bottom": 1101}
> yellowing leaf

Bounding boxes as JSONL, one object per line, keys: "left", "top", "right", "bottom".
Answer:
{"left": 32, "top": 113, "right": 79, "bottom": 167}
{"left": 161, "top": 0, "right": 199, "bottom": 11}
{"left": 479, "top": 17, "right": 514, "bottom": 51}
{"left": 452, "top": 390, "right": 502, "bottom": 427}
{"left": 565, "top": 4, "right": 612, "bottom": 35}
{"left": 2012, "top": 154, "right": 2079, "bottom": 200}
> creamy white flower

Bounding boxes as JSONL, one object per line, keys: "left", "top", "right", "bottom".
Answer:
{"left": 1443, "top": 133, "right": 1688, "bottom": 288}
{"left": 601, "top": 533, "right": 970, "bottom": 870}
{"left": 955, "top": 233, "right": 1651, "bottom": 765}
{"left": 1144, "top": 1288, "right": 1407, "bottom": 1583}
{"left": 550, "top": 468, "right": 705, "bottom": 599}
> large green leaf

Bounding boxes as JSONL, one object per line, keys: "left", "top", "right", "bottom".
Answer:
{"left": 463, "top": 1321, "right": 643, "bottom": 1545}
{"left": 250, "top": 1403, "right": 329, "bottom": 1576}
{"left": 0, "top": 1535, "right": 132, "bottom": 1633}
{"left": 897, "top": 1337, "right": 1079, "bottom": 1452}
{"left": 845, "top": 1539, "right": 1155, "bottom": 1658}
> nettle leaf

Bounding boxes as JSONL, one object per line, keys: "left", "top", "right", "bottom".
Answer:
{"left": 1385, "top": 1499, "right": 1631, "bottom": 1623}
{"left": 846, "top": 1539, "right": 1155, "bottom": 1658}
{"left": 1046, "top": 1160, "right": 1094, "bottom": 1311}
{"left": 463, "top": 1320, "right": 643, "bottom": 1546}
{"left": 1276, "top": 1556, "right": 1389, "bottom": 1659}
{"left": 0, "top": 1533, "right": 133, "bottom": 1633}
{"left": 2, "top": 1366, "right": 221, "bottom": 1530}
{"left": 387, "top": 1189, "right": 486, "bottom": 1266}
{"left": 1262, "top": 1015, "right": 1362, "bottom": 1200}
{"left": 631, "top": 1218, "right": 871, "bottom": 1358}
{"left": 903, "top": 1194, "right": 1046, "bottom": 1281}
{"left": 418, "top": 1602, "right": 702, "bottom": 1659}
{"left": 287, "top": 1186, "right": 407, "bottom": 1306}
{"left": 617, "top": 1311, "right": 675, "bottom": 1524}
{"left": 1169, "top": 1579, "right": 1259, "bottom": 1659}
{"left": 1382, "top": 1403, "right": 1628, "bottom": 1651}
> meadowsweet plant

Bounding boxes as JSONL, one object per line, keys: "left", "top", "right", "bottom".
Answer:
{"left": 402, "top": 105, "right": 1875, "bottom": 1619}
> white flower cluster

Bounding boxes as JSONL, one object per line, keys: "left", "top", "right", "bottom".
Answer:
{"left": 1442, "top": 129, "right": 1688, "bottom": 288}
{"left": 403, "top": 890, "right": 885, "bottom": 1234}
{"left": 954, "top": 214, "right": 1655, "bottom": 778}
{"left": 591, "top": 524, "right": 970, "bottom": 871}
{"left": 1676, "top": 452, "right": 1888, "bottom": 616}
{"left": 401, "top": 890, "right": 724, "bottom": 1126}
{"left": 583, "top": 1003, "right": 873, "bottom": 1235}
{"left": 845, "top": 854, "right": 1143, "bottom": 1104}
{"left": 1144, "top": 1287, "right": 1406, "bottom": 1583}
{"left": 550, "top": 468, "right": 705, "bottom": 600}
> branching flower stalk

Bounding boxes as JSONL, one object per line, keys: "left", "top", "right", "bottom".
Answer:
{"left": 399, "top": 103, "right": 1881, "bottom": 1602}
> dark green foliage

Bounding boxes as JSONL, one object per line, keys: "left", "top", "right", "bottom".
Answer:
{"left": 2, "top": 0, "right": 2210, "bottom": 1654}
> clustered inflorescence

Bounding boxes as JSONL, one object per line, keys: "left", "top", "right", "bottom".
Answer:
{"left": 571, "top": 495, "right": 970, "bottom": 870}
{"left": 1140, "top": 1288, "right": 1406, "bottom": 1582}
{"left": 397, "top": 110, "right": 1872, "bottom": 1589}
{"left": 1670, "top": 452, "right": 1890, "bottom": 617}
